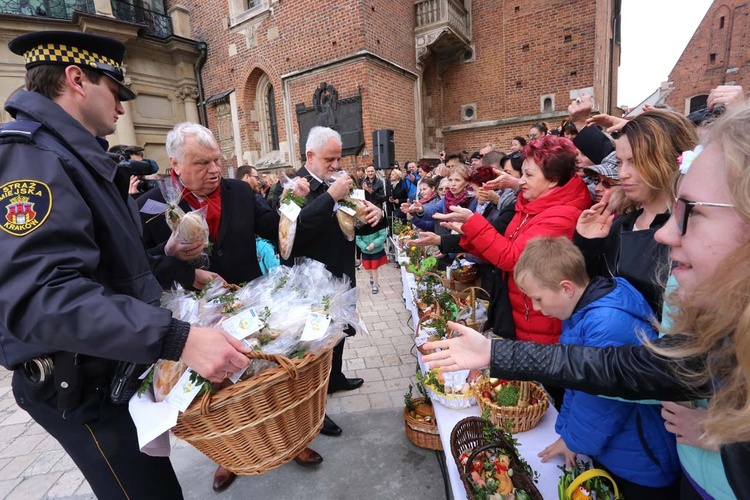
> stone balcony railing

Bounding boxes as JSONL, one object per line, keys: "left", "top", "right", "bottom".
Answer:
{"left": 414, "top": 0, "right": 471, "bottom": 63}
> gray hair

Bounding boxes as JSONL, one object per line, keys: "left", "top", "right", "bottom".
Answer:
{"left": 305, "top": 126, "right": 342, "bottom": 155}
{"left": 166, "top": 122, "right": 217, "bottom": 163}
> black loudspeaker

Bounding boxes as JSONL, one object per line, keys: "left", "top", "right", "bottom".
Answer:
{"left": 372, "top": 129, "right": 395, "bottom": 170}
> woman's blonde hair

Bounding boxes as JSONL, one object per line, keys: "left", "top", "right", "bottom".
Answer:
{"left": 618, "top": 109, "right": 697, "bottom": 204}
{"left": 448, "top": 164, "right": 470, "bottom": 180}
{"left": 652, "top": 104, "right": 750, "bottom": 447}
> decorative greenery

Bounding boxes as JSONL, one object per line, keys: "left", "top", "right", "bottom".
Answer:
{"left": 557, "top": 461, "right": 622, "bottom": 500}
{"left": 393, "top": 218, "right": 410, "bottom": 235}
{"left": 416, "top": 368, "right": 445, "bottom": 394}
{"left": 495, "top": 384, "right": 521, "bottom": 407}
{"left": 137, "top": 365, "right": 155, "bottom": 397}
{"left": 189, "top": 370, "right": 215, "bottom": 398}
{"left": 407, "top": 256, "right": 438, "bottom": 277}
{"left": 280, "top": 189, "right": 308, "bottom": 207}
{"left": 338, "top": 198, "right": 357, "bottom": 211}
{"left": 480, "top": 407, "right": 539, "bottom": 484}
{"left": 404, "top": 384, "right": 415, "bottom": 411}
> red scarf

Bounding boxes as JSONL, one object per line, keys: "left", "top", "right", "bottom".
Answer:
{"left": 419, "top": 192, "right": 439, "bottom": 206}
{"left": 443, "top": 188, "right": 472, "bottom": 212}
{"left": 170, "top": 170, "right": 222, "bottom": 242}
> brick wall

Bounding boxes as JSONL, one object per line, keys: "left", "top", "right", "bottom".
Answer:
{"left": 422, "top": 0, "right": 612, "bottom": 156}
{"left": 168, "top": 0, "right": 613, "bottom": 167}
{"left": 665, "top": 0, "right": 750, "bottom": 113}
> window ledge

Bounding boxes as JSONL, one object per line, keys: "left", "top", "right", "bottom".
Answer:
{"left": 230, "top": 5, "right": 271, "bottom": 30}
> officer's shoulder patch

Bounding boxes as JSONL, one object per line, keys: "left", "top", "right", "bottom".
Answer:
{"left": 0, "top": 121, "right": 42, "bottom": 141}
{"left": 0, "top": 179, "right": 52, "bottom": 237}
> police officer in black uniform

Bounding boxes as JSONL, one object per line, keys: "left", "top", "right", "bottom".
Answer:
{"left": 0, "top": 31, "right": 251, "bottom": 499}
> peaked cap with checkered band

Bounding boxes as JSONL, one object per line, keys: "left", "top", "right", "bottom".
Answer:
{"left": 9, "top": 31, "right": 136, "bottom": 101}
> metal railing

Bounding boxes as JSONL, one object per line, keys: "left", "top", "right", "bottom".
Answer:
{"left": 414, "top": 0, "right": 470, "bottom": 41}
{"left": 0, "top": 0, "right": 95, "bottom": 19}
{"left": 111, "top": 0, "right": 172, "bottom": 38}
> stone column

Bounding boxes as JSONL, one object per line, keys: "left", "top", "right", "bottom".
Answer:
{"left": 118, "top": 100, "right": 137, "bottom": 146}
{"left": 176, "top": 86, "right": 200, "bottom": 124}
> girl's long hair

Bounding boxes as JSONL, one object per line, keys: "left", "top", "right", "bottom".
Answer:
{"left": 651, "top": 104, "right": 750, "bottom": 446}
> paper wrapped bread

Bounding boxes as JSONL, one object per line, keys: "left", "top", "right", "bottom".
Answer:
{"left": 336, "top": 210, "right": 356, "bottom": 241}
{"left": 176, "top": 211, "right": 209, "bottom": 244}
{"left": 278, "top": 210, "right": 297, "bottom": 259}
{"left": 153, "top": 359, "right": 187, "bottom": 402}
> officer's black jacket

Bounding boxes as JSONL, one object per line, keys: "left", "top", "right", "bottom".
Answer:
{"left": 0, "top": 91, "right": 187, "bottom": 369}
{"left": 489, "top": 339, "right": 750, "bottom": 498}
{"left": 138, "top": 179, "right": 280, "bottom": 288}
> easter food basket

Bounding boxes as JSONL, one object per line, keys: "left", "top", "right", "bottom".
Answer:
{"left": 474, "top": 379, "right": 549, "bottom": 433}
{"left": 172, "top": 349, "right": 332, "bottom": 475}
{"left": 450, "top": 253, "right": 479, "bottom": 284}
{"left": 450, "top": 417, "right": 542, "bottom": 500}
{"left": 403, "top": 397, "right": 442, "bottom": 450}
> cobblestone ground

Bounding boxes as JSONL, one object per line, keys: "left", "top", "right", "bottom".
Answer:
{"left": 0, "top": 263, "right": 415, "bottom": 499}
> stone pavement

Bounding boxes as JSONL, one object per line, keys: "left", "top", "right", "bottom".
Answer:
{"left": 0, "top": 263, "right": 434, "bottom": 499}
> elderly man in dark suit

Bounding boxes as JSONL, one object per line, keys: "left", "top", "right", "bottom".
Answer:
{"left": 138, "top": 122, "right": 326, "bottom": 492}
{"left": 276, "top": 126, "right": 384, "bottom": 437}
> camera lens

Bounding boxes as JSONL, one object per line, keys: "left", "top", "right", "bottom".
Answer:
{"left": 137, "top": 179, "right": 159, "bottom": 194}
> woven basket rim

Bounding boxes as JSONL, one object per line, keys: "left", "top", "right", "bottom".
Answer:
{"left": 179, "top": 351, "right": 323, "bottom": 417}
{"left": 474, "top": 379, "right": 549, "bottom": 414}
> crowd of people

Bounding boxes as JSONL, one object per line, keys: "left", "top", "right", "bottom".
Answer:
{"left": 1, "top": 27, "right": 748, "bottom": 500}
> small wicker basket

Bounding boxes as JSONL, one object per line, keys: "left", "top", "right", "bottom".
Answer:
{"left": 474, "top": 379, "right": 549, "bottom": 433}
{"left": 454, "top": 286, "right": 490, "bottom": 331}
{"left": 450, "top": 416, "right": 543, "bottom": 500}
{"left": 449, "top": 253, "right": 478, "bottom": 284}
{"left": 172, "top": 349, "right": 332, "bottom": 475}
{"left": 414, "top": 312, "right": 445, "bottom": 355}
{"left": 403, "top": 397, "right": 442, "bottom": 450}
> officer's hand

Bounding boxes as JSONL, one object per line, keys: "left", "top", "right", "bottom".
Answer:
{"left": 327, "top": 175, "right": 353, "bottom": 202}
{"left": 165, "top": 232, "right": 206, "bottom": 261}
{"left": 181, "top": 327, "right": 251, "bottom": 383}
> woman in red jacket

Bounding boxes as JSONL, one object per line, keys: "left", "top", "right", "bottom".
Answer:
{"left": 437, "top": 136, "right": 591, "bottom": 343}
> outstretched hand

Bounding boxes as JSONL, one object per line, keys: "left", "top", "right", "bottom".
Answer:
{"left": 585, "top": 113, "right": 628, "bottom": 134}
{"left": 576, "top": 190, "right": 615, "bottom": 239}
{"left": 539, "top": 437, "right": 577, "bottom": 469}
{"left": 421, "top": 322, "right": 491, "bottom": 372}
{"left": 411, "top": 231, "right": 441, "bottom": 247}
{"left": 433, "top": 205, "right": 474, "bottom": 223}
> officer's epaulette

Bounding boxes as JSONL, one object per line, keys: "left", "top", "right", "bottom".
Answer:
{"left": 0, "top": 120, "right": 42, "bottom": 143}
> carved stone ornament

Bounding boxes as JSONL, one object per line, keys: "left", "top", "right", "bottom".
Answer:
{"left": 176, "top": 86, "right": 200, "bottom": 102}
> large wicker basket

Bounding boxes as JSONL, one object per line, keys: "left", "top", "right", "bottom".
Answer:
{"left": 172, "top": 349, "right": 332, "bottom": 475}
{"left": 450, "top": 416, "right": 543, "bottom": 500}
{"left": 403, "top": 397, "right": 442, "bottom": 450}
{"left": 474, "top": 379, "right": 549, "bottom": 433}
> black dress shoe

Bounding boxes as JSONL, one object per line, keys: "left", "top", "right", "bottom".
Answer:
{"left": 320, "top": 415, "right": 342, "bottom": 436}
{"left": 293, "top": 447, "right": 323, "bottom": 467}
{"left": 212, "top": 465, "right": 237, "bottom": 492}
{"left": 327, "top": 377, "right": 364, "bottom": 394}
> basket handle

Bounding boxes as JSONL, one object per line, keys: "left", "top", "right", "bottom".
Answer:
{"left": 198, "top": 350, "right": 300, "bottom": 416}
{"left": 417, "top": 312, "right": 443, "bottom": 336}
{"left": 565, "top": 468, "right": 620, "bottom": 499}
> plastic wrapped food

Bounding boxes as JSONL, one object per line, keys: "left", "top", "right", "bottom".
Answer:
{"left": 277, "top": 176, "right": 307, "bottom": 259}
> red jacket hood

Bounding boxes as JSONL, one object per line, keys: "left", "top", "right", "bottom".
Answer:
{"left": 516, "top": 175, "right": 592, "bottom": 215}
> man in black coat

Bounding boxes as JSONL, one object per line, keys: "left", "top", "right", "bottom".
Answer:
{"left": 275, "top": 126, "right": 384, "bottom": 436}
{"left": 138, "top": 122, "right": 325, "bottom": 492}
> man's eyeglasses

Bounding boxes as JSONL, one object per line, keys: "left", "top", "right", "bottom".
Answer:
{"left": 594, "top": 178, "right": 620, "bottom": 189}
{"left": 671, "top": 197, "right": 735, "bottom": 236}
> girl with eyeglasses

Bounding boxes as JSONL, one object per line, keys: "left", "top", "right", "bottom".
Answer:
{"left": 423, "top": 102, "right": 750, "bottom": 500}
{"left": 574, "top": 110, "right": 697, "bottom": 318}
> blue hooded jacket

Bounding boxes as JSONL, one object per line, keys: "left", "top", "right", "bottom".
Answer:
{"left": 556, "top": 277, "right": 680, "bottom": 487}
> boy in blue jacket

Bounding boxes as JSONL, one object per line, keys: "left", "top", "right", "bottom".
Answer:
{"left": 514, "top": 237, "right": 680, "bottom": 499}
